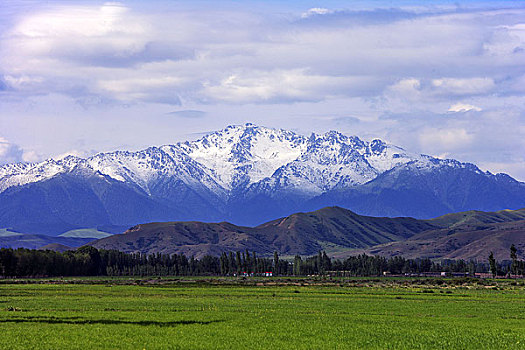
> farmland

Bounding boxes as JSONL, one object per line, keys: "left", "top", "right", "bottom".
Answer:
{"left": 0, "top": 278, "right": 524, "bottom": 349}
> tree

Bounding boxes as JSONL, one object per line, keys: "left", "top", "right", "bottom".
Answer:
{"left": 510, "top": 244, "right": 518, "bottom": 275}
{"left": 220, "top": 252, "right": 228, "bottom": 275}
{"left": 273, "top": 252, "right": 279, "bottom": 276}
{"left": 76, "top": 246, "right": 102, "bottom": 275}
{"left": 236, "top": 251, "right": 242, "bottom": 274}
{"left": 488, "top": 252, "right": 497, "bottom": 278}
{"left": 293, "top": 255, "right": 302, "bottom": 276}
{"left": 252, "top": 252, "right": 257, "bottom": 274}
{"left": 229, "top": 252, "right": 236, "bottom": 274}
{"left": 322, "top": 251, "right": 331, "bottom": 272}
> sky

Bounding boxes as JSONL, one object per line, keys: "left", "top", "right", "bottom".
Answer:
{"left": 0, "top": 0, "right": 524, "bottom": 180}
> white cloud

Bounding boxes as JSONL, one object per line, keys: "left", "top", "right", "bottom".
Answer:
{"left": 448, "top": 103, "right": 482, "bottom": 113}
{"left": 3, "top": 4, "right": 523, "bottom": 105}
{"left": 54, "top": 149, "right": 95, "bottom": 160}
{"left": 388, "top": 78, "right": 421, "bottom": 94}
{"left": 432, "top": 78, "right": 495, "bottom": 95}
{"left": 478, "top": 159, "right": 525, "bottom": 181}
{"left": 419, "top": 128, "right": 474, "bottom": 151}
{"left": 21, "top": 150, "right": 40, "bottom": 163}
{"left": 384, "top": 78, "right": 421, "bottom": 100}
{"left": 201, "top": 69, "right": 378, "bottom": 103}
{"left": 167, "top": 110, "right": 206, "bottom": 118}
{"left": 0, "top": 138, "right": 23, "bottom": 164}
{"left": 301, "top": 8, "right": 333, "bottom": 18}
{"left": 3, "top": 75, "right": 43, "bottom": 89}
{"left": 483, "top": 23, "right": 525, "bottom": 57}
{"left": 0, "top": 137, "right": 39, "bottom": 164}
{"left": 97, "top": 76, "right": 184, "bottom": 103}
{"left": 14, "top": 3, "right": 128, "bottom": 37}
{"left": 0, "top": 2, "right": 524, "bottom": 181}
{"left": 11, "top": 3, "right": 146, "bottom": 48}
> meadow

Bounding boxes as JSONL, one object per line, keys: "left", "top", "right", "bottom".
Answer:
{"left": 0, "top": 278, "right": 523, "bottom": 349}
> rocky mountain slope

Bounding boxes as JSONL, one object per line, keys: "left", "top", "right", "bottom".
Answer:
{"left": 1, "top": 124, "right": 524, "bottom": 234}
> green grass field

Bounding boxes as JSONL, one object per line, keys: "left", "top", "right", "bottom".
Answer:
{"left": 0, "top": 278, "right": 524, "bottom": 349}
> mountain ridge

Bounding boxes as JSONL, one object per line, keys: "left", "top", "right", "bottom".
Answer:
{"left": 1, "top": 124, "right": 524, "bottom": 234}
{"left": 88, "top": 206, "right": 525, "bottom": 260}
{"left": 1, "top": 206, "right": 523, "bottom": 261}
{"left": 90, "top": 206, "right": 438, "bottom": 258}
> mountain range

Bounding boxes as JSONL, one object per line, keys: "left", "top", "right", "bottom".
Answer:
{"left": 89, "top": 206, "right": 525, "bottom": 260}
{"left": 1, "top": 123, "right": 524, "bottom": 235}
{"left": 90, "top": 206, "right": 435, "bottom": 258}
{"left": 1, "top": 206, "right": 522, "bottom": 261}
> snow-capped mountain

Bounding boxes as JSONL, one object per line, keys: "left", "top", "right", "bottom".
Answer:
{"left": 0, "top": 124, "right": 426, "bottom": 195}
{"left": 1, "top": 123, "right": 524, "bottom": 235}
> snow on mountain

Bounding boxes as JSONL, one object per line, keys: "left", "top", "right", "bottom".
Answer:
{"left": 363, "top": 139, "right": 430, "bottom": 174}
{"left": 84, "top": 147, "right": 225, "bottom": 197}
{"left": 0, "top": 123, "right": 480, "bottom": 196}
{"left": 0, "top": 157, "right": 79, "bottom": 193}
{"left": 178, "top": 124, "right": 306, "bottom": 190}
{"left": 2, "top": 123, "right": 525, "bottom": 234}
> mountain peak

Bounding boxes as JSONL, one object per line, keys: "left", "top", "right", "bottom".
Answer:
{"left": 369, "top": 139, "right": 387, "bottom": 155}
{"left": 0, "top": 124, "right": 497, "bottom": 195}
{"left": 323, "top": 130, "right": 347, "bottom": 141}
{"left": 1, "top": 124, "right": 523, "bottom": 234}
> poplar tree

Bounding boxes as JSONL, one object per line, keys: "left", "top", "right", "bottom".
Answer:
{"left": 273, "top": 252, "right": 279, "bottom": 275}
{"left": 488, "top": 252, "right": 497, "bottom": 278}
{"left": 252, "top": 251, "right": 257, "bottom": 273}
{"left": 236, "top": 251, "right": 242, "bottom": 274}
{"left": 293, "top": 255, "right": 302, "bottom": 276}
{"left": 510, "top": 244, "right": 518, "bottom": 275}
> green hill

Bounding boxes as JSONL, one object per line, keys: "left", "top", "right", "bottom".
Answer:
{"left": 428, "top": 208, "right": 525, "bottom": 228}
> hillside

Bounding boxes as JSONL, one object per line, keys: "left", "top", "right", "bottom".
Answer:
{"left": 0, "top": 234, "right": 94, "bottom": 250}
{"left": 90, "top": 207, "right": 436, "bottom": 258}
{"left": 427, "top": 208, "right": 525, "bottom": 228}
{"left": 365, "top": 220, "right": 525, "bottom": 261}
{"left": 254, "top": 207, "right": 435, "bottom": 254}
{"left": 89, "top": 206, "right": 525, "bottom": 260}
{"left": 38, "top": 243, "right": 74, "bottom": 252}
{"left": 92, "top": 221, "right": 268, "bottom": 258}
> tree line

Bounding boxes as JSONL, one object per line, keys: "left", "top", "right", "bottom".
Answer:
{"left": 0, "top": 246, "right": 521, "bottom": 278}
{"left": 487, "top": 244, "right": 524, "bottom": 277}
{"left": 292, "top": 252, "right": 492, "bottom": 277}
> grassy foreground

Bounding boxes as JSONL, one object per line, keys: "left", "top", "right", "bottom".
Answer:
{"left": 0, "top": 278, "right": 524, "bottom": 349}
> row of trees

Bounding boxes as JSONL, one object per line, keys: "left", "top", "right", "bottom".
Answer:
{"left": 488, "top": 245, "right": 525, "bottom": 277}
{"left": 0, "top": 246, "right": 521, "bottom": 278}
{"left": 218, "top": 251, "right": 291, "bottom": 276}
{"left": 292, "top": 253, "right": 491, "bottom": 276}
{"left": 0, "top": 247, "right": 287, "bottom": 278}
